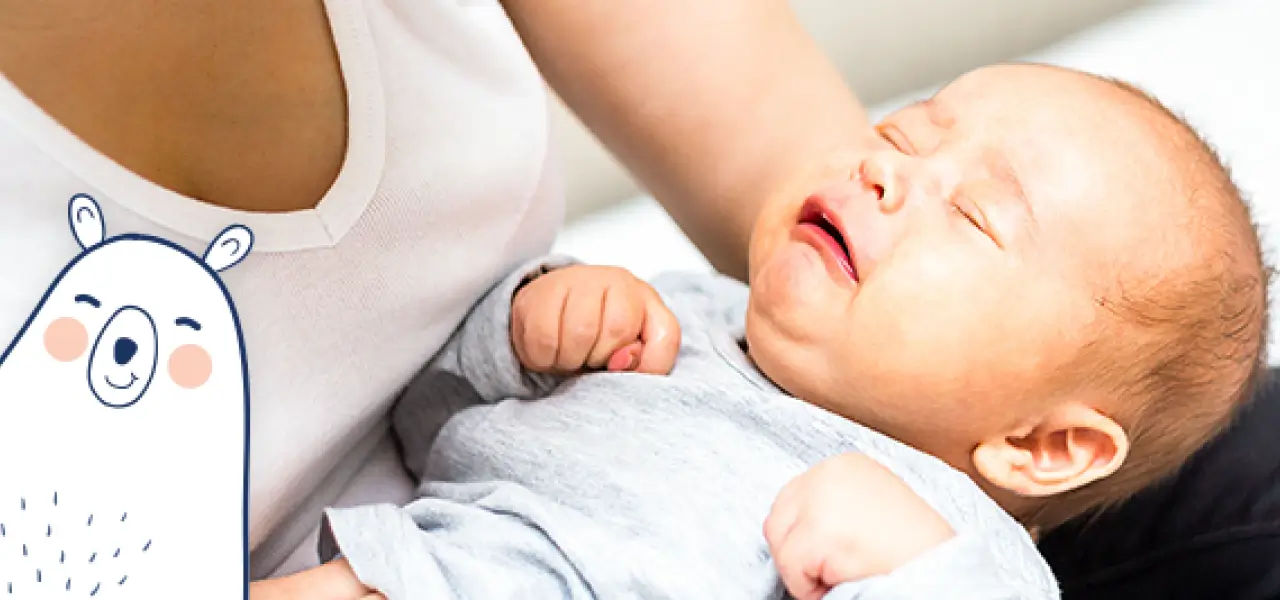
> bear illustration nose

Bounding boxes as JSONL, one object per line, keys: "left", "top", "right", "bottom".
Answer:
{"left": 114, "top": 337, "right": 138, "bottom": 365}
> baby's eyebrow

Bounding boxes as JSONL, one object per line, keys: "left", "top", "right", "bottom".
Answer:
{"left": 984, "top": 147, "right": 1034, "bottom": 220}
{"left": 909, "top": 98, "right": 953, "bottom": 128}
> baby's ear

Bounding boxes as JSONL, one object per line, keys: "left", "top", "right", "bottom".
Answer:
{"left": 972, "top": 404, "right": 1129, "bottom": 497}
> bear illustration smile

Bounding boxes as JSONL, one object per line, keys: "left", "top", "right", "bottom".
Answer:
{"left": 104, "top": 371, "right": 138, "bottom": 390}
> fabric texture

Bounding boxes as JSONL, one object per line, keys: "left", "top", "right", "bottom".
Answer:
{"left": 322, "top": 262, "right": 1058, "bottom": 599}
{"left": 0, "top": 0, "right": 562, "bottom": 579}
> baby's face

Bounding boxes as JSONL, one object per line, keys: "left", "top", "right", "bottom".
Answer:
{"left": 746, "top": 64, "right": 1176, "bottom": 464}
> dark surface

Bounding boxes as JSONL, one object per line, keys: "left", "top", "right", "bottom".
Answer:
{"left": 1039, "top": 369, "right": 1280, "bottom": 599}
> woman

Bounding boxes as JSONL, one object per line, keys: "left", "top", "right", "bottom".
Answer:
{"left": 0, "top": 0, "right": 873, "bottom": 583}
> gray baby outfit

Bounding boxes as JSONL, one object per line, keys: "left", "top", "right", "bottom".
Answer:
{"left": 320, "top": 257, "right": 1059, "bottom": 599}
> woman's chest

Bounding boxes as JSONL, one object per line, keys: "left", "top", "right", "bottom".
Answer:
{"left": 0, "top": 0, "right": 347, "bottom": 213}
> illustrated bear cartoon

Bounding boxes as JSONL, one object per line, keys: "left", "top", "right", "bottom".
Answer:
{"left": 0, "top": 194, "right": 252, "bottom": 598}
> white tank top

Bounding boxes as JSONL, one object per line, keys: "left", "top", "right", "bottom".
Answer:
{"left": 0, "top": 0, "right": 563, "bottom": 577}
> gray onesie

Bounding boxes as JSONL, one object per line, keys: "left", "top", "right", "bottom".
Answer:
{"left": 320, "top": 257, "right": 1060, "bottom": 599}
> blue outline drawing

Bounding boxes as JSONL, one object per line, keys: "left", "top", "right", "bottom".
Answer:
{"left": 86, "top": 305, "right": 160, "bottom": 409}
{"left": 0, "top": 194, "right": 252, "bottom": 599}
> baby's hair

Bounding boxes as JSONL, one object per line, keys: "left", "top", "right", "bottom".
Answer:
{"left": 1023, "top": 72, "right": 1271, "bottom": 531}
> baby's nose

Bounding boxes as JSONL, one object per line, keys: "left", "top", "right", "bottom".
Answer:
{"left": 114, "top": 337, "right": 139, "bottom": 365}
{"left": 860, "top": 156, "right": 905, "bottom": 213}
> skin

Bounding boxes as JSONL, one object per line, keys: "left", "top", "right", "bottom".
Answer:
{"left": 764, "top": 453, "right": 957, "bottom": 600}
{"left": 0, "top": 0, "right": 349, "bottom": 213}
{"left": 0, "top": 0, "right": 875, "bottom": 280}
{"left": 746, "top": 63, "right": 1204, "bottom": 595}
{"left": 509, "top": 265, "right": 680, "bottom": 376}
{"left": 0, "top": 2, "right": 874, "bottom": 595}
{"left": 252, "top": 558, "right": 380, "bottom": 600}
{"left": 746, "top": 63, "right": 1174, "bottom": 481}
{"left": 500, "top": 0, "right": 878, "bottom": 279}
{"left": 0, "top": 1, "right": 1190, "bottom": 596}
{"left": 252, "top": 266, "right": 681, "bottom": 599}
{"left": 257, "top": 66, "right": 1188, "bottom": 599}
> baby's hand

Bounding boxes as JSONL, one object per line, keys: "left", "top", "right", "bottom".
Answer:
{"left": 764, "top": 453, "right": 956, "bottom": 600}
{"left": 511, "top": 265, "right": 681, "bottom": 375}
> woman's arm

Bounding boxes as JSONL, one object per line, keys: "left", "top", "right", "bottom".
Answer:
{"left": 502, "top": 0, "right": 877, "bottom": 280}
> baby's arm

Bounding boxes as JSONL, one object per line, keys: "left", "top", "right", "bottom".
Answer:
{"left": 398, "top": 257, "right": 581, "bottom": 410}
{"left": 303, "top": 261, "right": 681, "bottom": 600}
{"left": 391, "top": 259, "right": 680, "bottom": 478}
{"left": 766, "top": 454, "right": 1039, "bottom": 600}
{"left": 397, "top": 257, "right": 679, "bottom": 408}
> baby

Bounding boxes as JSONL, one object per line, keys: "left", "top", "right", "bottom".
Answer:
{"left": 255, "top": 63, "right": 1267, "bottom": 599}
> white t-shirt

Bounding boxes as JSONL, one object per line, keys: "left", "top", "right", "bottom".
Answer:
{"left": 0, "top": 0, "right": 563, "bottom": 578}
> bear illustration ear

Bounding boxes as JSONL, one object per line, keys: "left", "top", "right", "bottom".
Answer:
{"left": 203, "top": 225, "right": 254, "bottom": 273}
{"left": 68, "top": 193, "right": 106, "bottom": 250}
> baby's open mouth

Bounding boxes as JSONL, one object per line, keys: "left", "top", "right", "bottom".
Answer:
{"left": 797, "top": 199, "right": 858, "bottom": 282}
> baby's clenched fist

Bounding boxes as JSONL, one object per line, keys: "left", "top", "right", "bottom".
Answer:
{"left": 765, "top": 453, "right": 956, "bottom": 599}
{"left": 511, "top": 265, "right": 681, "bottom": 375}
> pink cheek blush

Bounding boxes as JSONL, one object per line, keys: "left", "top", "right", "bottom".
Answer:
{"left": 44, "top": 317, "right": 88, "bottom": 362}
{"left": 168, "top": 344, "right": 212, "bottom": 390}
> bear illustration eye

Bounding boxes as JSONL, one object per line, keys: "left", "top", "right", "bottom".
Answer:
{"left": 176, "top": 317, "right": 201, "bottom": 331}
{"left": 74, "top": 293, "right": 101, "bottom": 308}
{"left": 44, "top": 316, "right": 88, "bottom": 362}
{"left": 168, "top": 344, "right": 211, "bottom": 389}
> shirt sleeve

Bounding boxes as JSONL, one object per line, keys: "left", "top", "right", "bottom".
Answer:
{"left": 317, "top": 257, "right": 587, "bottom": 581}
{"left": 427, "top": 254, "right": 578, "bottom": 402}
{"left": 318, "top": 485, "right": 596, "bottom": 600}
{"left": 388, "top": 255, "right": 578, "bottom": 479}
{"left": 822, "top": 534, "right": 1058, "bottom": 600}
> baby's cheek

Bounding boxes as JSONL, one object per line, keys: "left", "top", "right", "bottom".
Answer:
{"left": 752, "top": 245, "right": 823, "bottom": 310}
{"left": 44, "top": 317, "right": 88, "bottom": 362}
{"left": 168, "top": 344, "right": 212, "bottom": 389}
